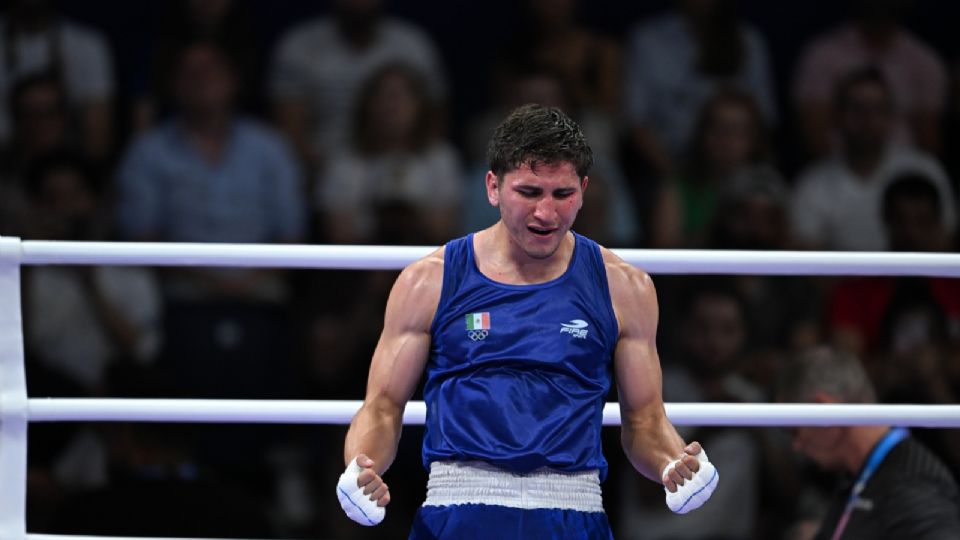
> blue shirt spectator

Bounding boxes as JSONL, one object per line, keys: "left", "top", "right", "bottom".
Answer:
{"left": 116, "top": 118, "right": 304, "bottom": 244}
{"left": 116, "top": 40, "right": 305, "bottom": 304}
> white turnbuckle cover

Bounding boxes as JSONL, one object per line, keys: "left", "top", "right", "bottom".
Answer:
{"left": 0, "top": 236, "right": 27, "bottom": 540}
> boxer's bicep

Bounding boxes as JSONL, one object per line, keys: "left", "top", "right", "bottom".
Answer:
{"left": 365, "top": 252, "right": 444, "bottom": 410}
{"left": 606, "top": 257, "right": 665, "bottom": 420}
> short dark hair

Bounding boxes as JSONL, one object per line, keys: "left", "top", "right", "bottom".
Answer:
{"left": 486, "top": 104, "right": 593, "bottom": 180}
{"left": 882, "top": 171, "right": 942, "bottom": 223}
{"left": 776, "top": 347, "right": 877, "bottom": 404}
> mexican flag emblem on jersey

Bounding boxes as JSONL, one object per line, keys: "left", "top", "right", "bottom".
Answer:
{"left": 465, "top": 312, "right": 491, "bottom": 330}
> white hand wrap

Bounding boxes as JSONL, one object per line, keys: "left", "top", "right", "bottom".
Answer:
{"left": 662, "top": 449, "right": 719, "bottom": 514}
{"left": 336, "top": 458, "right": 385, "bottom": 526}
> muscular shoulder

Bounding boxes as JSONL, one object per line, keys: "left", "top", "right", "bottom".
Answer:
{"left": 399, "top": 247, "right": 444, "bottom": 291}
{"left": 387, "top": 247, "right": 445, "bottom": 331}
{"left": 600, "top": 247, "right": 658, "bottom": 337}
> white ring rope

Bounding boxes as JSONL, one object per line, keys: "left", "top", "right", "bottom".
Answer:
{"left": 13, "top": 238, "right": 960, "bottom": 276}
{"left": 27, "top": 536, "right": 261, "bottom": 540}
{"left": 2, "top": 235, "right": 959, "bottom": 540}
{"left": 25, "top": 399, "right": 960, "bottom": 428}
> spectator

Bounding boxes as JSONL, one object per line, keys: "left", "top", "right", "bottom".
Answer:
{"left": 116, "top": 39, "right": 307, "bottom": 499}
{"left": 4, "top": 73, "right": 71, "bottom": 162}
{"left": 316, "top": 62, "right": 461, "bottom": 245}
{"left": 651, "top": 88, "right": 773, "bottom": 248}
{"left": 23, "top": 152, "right": 161, "bottom": 397}
{"left": 572, "top": 163, "right": 630, "bottom": 247}
{"left": 468, "top": 61, "right": 620, "bottom": 166}
{"left": 828, "top": 173, "right": 960, "bottom": 393}
{"left": 495, "top": 0, "right": 621, "bottom": 116}
{"left": 116, "top": 39, "right": 305, "bottom": 296}
{"left": 0, "top": 73, "right": 72, "bottom": 235}
{"left": 0, "top": 0, "right": 115, "bottom": 160}
{"left": 269, "top": 0, "right": 447, "bottom": 175}
{"left": 131, "top": 0, "right": 263, "bottom": 132}
{"left": 710, "top": 166, "right": 822, "bottom": 354}
{"left": 777, "top": 347, "right": 960, "bottom": 539}
{"left": 791, "top": 67, "right": 956, "bottom": 251}
{"left": 624, "top": 0, "right": 776, "bottom": 177}
{"left": 21, "top": 152, "right": 161, "bottom": 519}
{"left": 710, "top": 165, "right": 789, "bottom": 251}
{"left": 115, "top": 39, "right": 305, "bottom": 396}
{"left": 792, "top": 0, "right": 948, "bottom": 158}
{"left": 618, "top": 283, "right": 766, "bottom": 540}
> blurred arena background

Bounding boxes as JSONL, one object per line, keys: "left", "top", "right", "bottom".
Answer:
{"left": 2, "top": 1, "right": 958, "bottom": 538}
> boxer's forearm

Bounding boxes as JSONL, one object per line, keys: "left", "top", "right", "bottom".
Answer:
{"left": 621, "top": 410, "right": 685, "bottom": 483}
{"left": 344, "top": 395, "right": 404, "bottom": 474}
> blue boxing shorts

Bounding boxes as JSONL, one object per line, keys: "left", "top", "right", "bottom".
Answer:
{"left": 408, "top": 461, "right": 614, "bottom": 540}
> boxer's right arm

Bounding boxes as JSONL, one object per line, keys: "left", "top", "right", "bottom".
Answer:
{"left": 342, "top": 249, "right": 444, "bottom": 485}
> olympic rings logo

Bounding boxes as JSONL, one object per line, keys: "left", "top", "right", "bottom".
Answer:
{"left": 467, "top": 330, "right": 489, "bottom": 341}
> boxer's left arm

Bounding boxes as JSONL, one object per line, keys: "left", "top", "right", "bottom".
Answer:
{"left": 604, "top": 252, "right": 719, "bottom": 513}
{"left": 604, "top": 255, "right": 695, "bottom": 485}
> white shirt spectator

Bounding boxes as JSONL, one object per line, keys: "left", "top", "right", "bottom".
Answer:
{"left": 318, "top": 142, "right": 461, "bottom": 242}
{"left": 0, "top": 18, "right": 114, "bottom": 142}
{"left": 791, "top": 145, "right": 956, "bottom": 251}
{"left": 624, "top": 11, "right": 777, "bottom": 159}
{"left": 26, "top": 266, "right": 161, "bottom": 392}
{"left": 793, "top": 24, "right": 948, "bottom": 148}
{"left": 269, "top": 17, "right": 447, "bottom": 159}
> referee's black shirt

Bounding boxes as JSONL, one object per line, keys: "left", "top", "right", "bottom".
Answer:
{"left": 815, "top": 435, "right": 960, "bottom": 540}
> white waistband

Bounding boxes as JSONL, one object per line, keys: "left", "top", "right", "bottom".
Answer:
{"left": 423, "top": 460, "right": 604, "bottom": 513}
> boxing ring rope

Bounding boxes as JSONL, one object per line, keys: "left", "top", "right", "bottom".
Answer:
{"left": 28, "top": 537, "right": 246, "bottom": 540}
{"left": 17, "top": 239, "right": 960, "bottom": 276}
{"left": 25, "top": 399, "right": 960, "bottom": 428}
{"left": 2, "top": 237, "right": 960, "bottom": 540}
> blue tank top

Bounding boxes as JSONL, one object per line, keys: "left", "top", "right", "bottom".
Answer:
{"left": 423, "top": 232, "right": 619, "bottom": 480}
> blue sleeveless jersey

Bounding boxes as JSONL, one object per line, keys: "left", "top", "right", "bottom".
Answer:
{"left": 423, "top": 232, "right": 619, "bottom": 481}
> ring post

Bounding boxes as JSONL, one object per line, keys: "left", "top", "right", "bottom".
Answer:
{"left": 0, "top": 236, "right": 27, "bottom": 540}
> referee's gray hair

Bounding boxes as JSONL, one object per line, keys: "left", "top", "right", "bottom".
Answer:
{"left": 776, "top": 346, "right": 877, "bottom": 404}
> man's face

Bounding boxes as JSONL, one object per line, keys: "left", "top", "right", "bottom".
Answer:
{"left": 703, "top": 101, "right": 757, "bottom": 174}
{"left": 886, "top": 197, "right": 945, "bottom": 252}
{"left": 368, "top": 72, "right": 420, "bottom": 140}
{"left": 722, "top": 194, "right": 787, "bottom": 250}
{"left": 839, "top": 81, "right": 894, "bottom": 153}
{"left": 486, "top": 161, "right": 586, "bottom": 260}
{"left": 789, "top": 425, "right": 846, "bottom": 471}
{"left": 684, "top": 294, "right": 745, "bottom": 376}
{"left": 16, "top": 84, "right": 66, "bottom": 151}
{"left": 31, "top": 168, "right": 97, "bottom": 240}
{"left": 174, "top": 45, "right": 236, "bottom": 115}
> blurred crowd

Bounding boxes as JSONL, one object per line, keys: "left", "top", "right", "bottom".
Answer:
{"left": 3, "top": 0, "right": 958, "bottom": 538}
